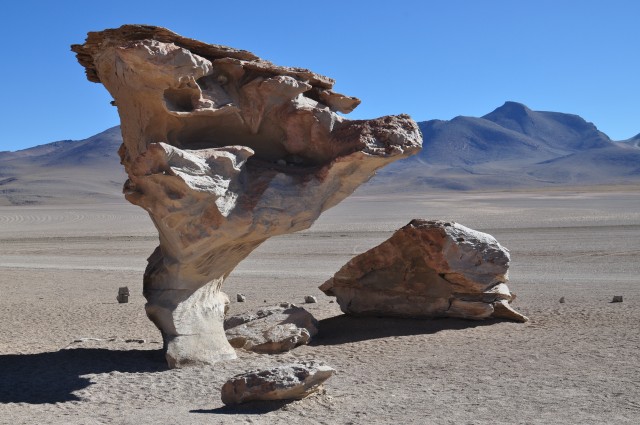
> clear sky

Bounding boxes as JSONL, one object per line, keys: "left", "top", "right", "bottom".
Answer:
{"left": 1, "top": 0, "right": 638, "bottom": 151}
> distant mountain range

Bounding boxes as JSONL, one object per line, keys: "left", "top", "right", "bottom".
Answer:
{"left": 366, "top": 101, "right": 640, "bottom": 192}
{"left": 622, "top": 133, "right": 640, "bottom": 148}
{"left": 0, "top": 127, "right": 125, "bottom": 205}
{"left": 1, "top": 102, "right": 638, "bottom": 205}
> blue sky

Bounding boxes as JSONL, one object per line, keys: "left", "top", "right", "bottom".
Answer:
{"left": 1, "top": 0, "right": 638, "bottom": 151}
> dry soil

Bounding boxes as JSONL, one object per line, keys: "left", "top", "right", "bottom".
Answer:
{"left": 0, "top": 188, "right": 639, "bottom": 424}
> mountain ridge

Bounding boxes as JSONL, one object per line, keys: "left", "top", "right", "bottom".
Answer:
{"left": 1, "top": 102, "right": 638, "bottom": 204}
{"left": 0, "top": 126, "right": 125, "bottom": 205}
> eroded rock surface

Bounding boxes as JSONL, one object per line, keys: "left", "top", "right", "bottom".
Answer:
{"left": 224, "top": 303, "right": 318, "bottom": 353}
{"left": 221, "top": 361, "right": 334, "bottom": 405}
{"left": 320, "top": 220, "right": 528, "bottom": 322}
{"left": 71, "top": 25, "right": 422, "bottom": 367}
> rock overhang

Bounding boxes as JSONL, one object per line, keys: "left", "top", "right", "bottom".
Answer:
{"left": 71, "top": 25, "right": 412, "bottom": 172}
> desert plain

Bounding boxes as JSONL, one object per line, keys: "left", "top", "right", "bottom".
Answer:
{"left": 0, "top": 186, "right": 639, "bottom": 424}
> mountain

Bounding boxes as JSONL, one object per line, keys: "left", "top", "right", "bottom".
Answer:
{"left": 482, "top": 101, "right": 612, "bottom": 151}
{"left": 366, "top": 101, "right": 640, "bottom": 192}
{"left": 0, "top": 127, "right": 125, "bottom": 205}
{"left": 620, "top": 133, "right": 640, "bottom": 148}
{"left": 1, "top": 102, "right": 638, "bottom": 205}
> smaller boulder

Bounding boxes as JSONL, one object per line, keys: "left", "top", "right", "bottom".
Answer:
{"left": 224, "top": 303, "right": 318, "bottom": 353}
{"left": 320, "top": 220, "right": 528, "bottom": 322}
{"left": 559, "top": 297, "right": 566, "bottom": 303}
{"left": 221, "top": 361, "right": 335, "bottom": 405}
{"left": 611, "top": 296, "right": 623, "bottom": 303}
{"left": 304, "top": 295, "right": 317, "bottom": 304}
{"left": 116, "top": 287, "right": 130, "bottom": 303}
{"left": 237, "top": 293, "right": 246, "bottom": 302}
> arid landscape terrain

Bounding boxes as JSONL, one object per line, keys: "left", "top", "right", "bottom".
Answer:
{"left": 2, "top": 4, "right": 639, "bottom": 424}
{"left": 1, "top": 25, "right": 639, "bottom": 425}
{"left": 1, "top": 187, "right": 639, "bottom": 424}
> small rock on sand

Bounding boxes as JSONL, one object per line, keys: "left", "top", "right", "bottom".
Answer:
{"left": 116, "top": 286, "right": 130, "bottom": 303}
{"left": 221, "top": 361, "right": 335, "bottom": 405}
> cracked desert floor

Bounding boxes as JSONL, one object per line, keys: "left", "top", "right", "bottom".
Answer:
{"left": 1, "top": 187, "right": 639, "bottom": 424}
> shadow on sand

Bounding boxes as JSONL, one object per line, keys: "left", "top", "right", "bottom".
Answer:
{"left": 311, "top": 314, "right": 502, "bottom": 346}
{"left": 0, "top": 348, "right": 167, "bottom": 404}
{"left": 0, "top": 318, "right": 501, "bottom": 406}
{"left": 191, "top": 399, "right": 295, "bottom": 415}
{"left": 191, "top": 315, "right": 498, "bottom": 415}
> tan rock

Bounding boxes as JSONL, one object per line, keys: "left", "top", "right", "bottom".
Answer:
{"left": 320, "top": 219, "right": 528, "bottom": 322}
{"left": 220, "top": 361, "right": 335, "bottom": 405}
{"left": 71, "top": 25, "right": 422, "bottom": 367}
{"left": 224, "top": 303, "right": 318, "bottom": 353}
{"left": 491, "top": 299, "right": 528, "bottom": 322}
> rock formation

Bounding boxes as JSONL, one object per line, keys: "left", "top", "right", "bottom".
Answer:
{"left": 224, "top": 303, "right": 318, "bottom": 353}
{"left": 71, "top": 25, "right": 422, "bottom": 367}
{"left": 221, "top": 361, "right": 335, "bottom": 405}
{"left": 320, "top": 220, "right": 528, "bottom": 322}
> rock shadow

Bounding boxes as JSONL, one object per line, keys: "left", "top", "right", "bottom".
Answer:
{"left": 312, "top": 314, "right": 502, "bottom": 346}
{"left": 191, "top": 399, "right": 294, "bottom": 415}
{"left": 0, "top": 348, "right": 166, "bottom": 404}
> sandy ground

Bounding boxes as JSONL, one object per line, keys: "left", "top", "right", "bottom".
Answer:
{"left": 0, "top": 188, "right": 639, "bottom": 424}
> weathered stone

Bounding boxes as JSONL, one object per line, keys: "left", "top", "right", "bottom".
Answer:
{"left": 221, "top": 361, "right": 334, "bottom": 405}
{"left": 236, "top": 293, "right": 246, "bottom": 302}
{"left": 559, "top": 296, "right": 566, "bottom": 303}
{"left": 224, "top": 303, "right": 317, "bottom": 353}
{"left": 611, "top": 296, "right": 623, "bottom": 303}
{"left": 116, "top": 286, "right": 130, "bottom": 303}
{"left": 320, "top": 219, "right": 528, "bottom": 322}
{"left": 71, "top": 25, "right": 422, "bottom": 367}
{"left": 304, "top": 295, "right": 317, "bottom": 304}
{"left": 491, "top": 299, "right": 528, "bottom": 322}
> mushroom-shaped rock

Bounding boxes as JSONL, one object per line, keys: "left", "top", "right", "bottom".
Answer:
{"left": 221, "top": 361, "right": 335, "bottom": 405}
{"left": 71, "top": 25, "right": 422, "bottom": 368}
{"left": 224, "top": 303, "right": 318, "bottom": 353}
{"left": 320, "top": 220, "right": 528, "bottom": 322}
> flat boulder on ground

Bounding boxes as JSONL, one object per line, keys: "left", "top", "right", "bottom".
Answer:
{"left": 221, "top": 361, "right": 335, "bottom": 405}
{"left": 224, "top": 303, "right": 318, "bottom": 353}
{"left": 320, "top": 219, "right": 528, "bottom": 322}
